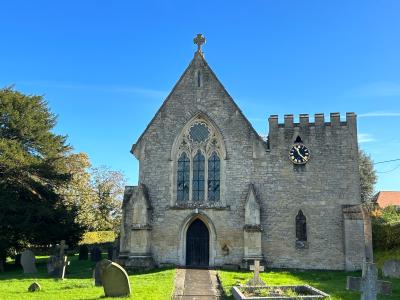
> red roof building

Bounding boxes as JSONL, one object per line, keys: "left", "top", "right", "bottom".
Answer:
{"left": 373, "top": 191, "right": 400, "bottom": 209}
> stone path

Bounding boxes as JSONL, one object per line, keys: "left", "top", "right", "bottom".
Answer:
{"left": 173, "top": 269, "right": 221, "bottom": 299}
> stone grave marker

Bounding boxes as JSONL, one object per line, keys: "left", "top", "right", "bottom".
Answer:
{"left": 78, "top": 245, "right": 89, "bottom": 260}
{"left": 247, "top": 259, "right": 265, "bottom": 286}
{"left": 346, "top": 205, "right": 392, "bottom": 299}
{"left": 47, "top": 240, "right": 70, "bottom": 279}
{"left": 21, "top": 250, "right": 37, "bottom": 274}
{"left": 91, "top": 246, "right": 102, "bottom": 262}
{"left": 93, "top": 260, "right": 105, "bottom": 286}
{"left": 28, "top": 282, "right": 41, "bottom": 292}
{"left": 100, "top": 259, "right": 131, "bottom": 297}
{"left": 382, "top": 259, "right": 400, "bottom": 278}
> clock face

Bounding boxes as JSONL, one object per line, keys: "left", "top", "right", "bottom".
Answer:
{"left": 289, "top": 143, "right": 310, "bottom": 165}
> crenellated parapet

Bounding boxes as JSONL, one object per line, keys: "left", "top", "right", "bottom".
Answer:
{"left": 268, "top": 112, "right": 358, "bottom": 148}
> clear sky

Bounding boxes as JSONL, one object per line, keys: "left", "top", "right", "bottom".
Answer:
{"left": 1, "top": 1, "right": 399, "bottom": 191}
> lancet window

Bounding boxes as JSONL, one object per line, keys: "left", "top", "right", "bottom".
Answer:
{"left": 295, "top": 210, "right": 307, "bottom": 242}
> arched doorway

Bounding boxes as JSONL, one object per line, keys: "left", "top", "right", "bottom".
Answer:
{"left": 186, "top": 219, "right": 209, "bottom": 267}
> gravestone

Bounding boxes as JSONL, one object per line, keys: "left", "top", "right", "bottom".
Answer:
{"left": 93, "top": 260, "right": 104, "bottom": 286}
{"left": 382, "top": 259, "right": 400, "bottom": 278}
{"left": 47, "top": 240, "right": 70, "bottom": 279}
{"left": 247, "top": 259, "right": 265, "bottom": 286}
{"left": 21, "top": 250, "right": 37, "bottom": 274}
{"left": 47, "top": 255, "right": 58, "bottom": 275}
{"left": 113, "top": 237, "right": 120, "bottom": 260}
{"left": 15, "top": 254, "right": 21, "bottom": 266}
{"left": 107, "top": 246, "right": 113, "bottom": 260}
{"left": 100, "top": 259, "right": 131, "bottom": 297}
{"left": 28, "top": 282, "right": 41, "bottom": 292}
{"left": 346, "top": 205, "right": 392, "bottom": 299}
{"left": 79, "top": 245, "right": 89, "bottom": 260}
{"left": 91, "top": 246, "right": 102, "bottom": 262}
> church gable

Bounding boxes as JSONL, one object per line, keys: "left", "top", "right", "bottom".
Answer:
{"left": 131, "top": 42, "right": 264, "bottom": 160}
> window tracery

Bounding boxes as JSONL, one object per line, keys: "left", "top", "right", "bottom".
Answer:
{"left": 174, "top": 117, "right": 224, "bottom": 205}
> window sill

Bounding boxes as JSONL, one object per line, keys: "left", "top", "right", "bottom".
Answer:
{"left": 169, "top": 202, "right": 230, "bottom": 210}
{"left": 295, "top": 240, "right": 309, "bottom": 249}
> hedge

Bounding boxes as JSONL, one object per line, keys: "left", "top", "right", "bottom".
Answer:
{"left": 372, "top": 221, "right": 400, "bottom": 250}
{"left": 79, "top": 231, "right": 116, "bottom": 245}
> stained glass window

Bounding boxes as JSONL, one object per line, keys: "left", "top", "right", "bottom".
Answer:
{"left": 295, "top": 210, "right": 307, "bottom": 241}
{"left": 192, "top": 151, "right": 205, "bottom": 201}
{"left": 177, "top": 153, "right": 190, "bottom": 201}
{"left": 189, "top": 123, "right": 209, "bottom": 143}
{"left": 208, "top": 152, "right": 220, "bottom": 201}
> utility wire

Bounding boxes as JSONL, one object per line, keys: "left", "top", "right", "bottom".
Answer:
{"left": 374, "top": 158, "right": 400, "bottom": 165}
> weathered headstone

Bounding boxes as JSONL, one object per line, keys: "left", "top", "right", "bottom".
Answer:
{"left": 47, "top": 255, "right": 58, "bottom": 275}
{"left": 112, "top": 237, "right": 120, "bottom": 261}
{"left": 247, "top": 259, "right": 265, "bottom": 286}
{"left": 100, "top": 259, "right": 131, "bottom": 297}
{"left": 382, "top": 259, "right": 400, "bottom": 278}
{"left": 21, "top": 250, "right": 37, "bottom": 274}
{"left": 93, "top": 260, "right": 105, "bottom": 286}
{"left": 47, "top": 240, "right": 70, "bottom": 279}
{"left": 79, "top": 245, "right": 89, "bottom": 260}
{"left": 28, "top": 282, "right": 41, "bottom": 292}
{"left": 107, "top": 246, "right": 113, "bottom": 260}
{"left": 346, "top": 205, "right": 392, "bottom": 299}
{"left": 91, "top": 246, "right": 102, "bottom": 262}
{"left": 15, "top": 254, "right": 21, "bottom": 266}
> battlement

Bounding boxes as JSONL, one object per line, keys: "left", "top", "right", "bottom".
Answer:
{"left": 268, "top": 112, "right": 356, "bottom": 129}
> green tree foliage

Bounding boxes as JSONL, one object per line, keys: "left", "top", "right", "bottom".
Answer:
{"left": 90, "top": 166, "right": 126, "bottom": 232}
{"left": 58, "top": 152, "right": 96, "bottom": 230}
{"left": 0, "top": 87, "right": 85, "bottom": 270}
{"left": 359, "top": 149, "right": 377, "bottom": 203}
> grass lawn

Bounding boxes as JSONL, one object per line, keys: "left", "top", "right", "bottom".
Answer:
{"left": 0, "top": 255, "right": 175, "bottom": 300}
{"left": 218, "top": 268, "right": 400, "bottom": 300}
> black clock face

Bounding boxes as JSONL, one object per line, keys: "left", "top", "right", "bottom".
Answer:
{"left": 289, "top": 143, "right": 310, "bottom": 164}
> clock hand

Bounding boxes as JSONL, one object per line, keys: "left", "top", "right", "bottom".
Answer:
{"left": 294, "top": 146, "right": 306, "bottom": 160}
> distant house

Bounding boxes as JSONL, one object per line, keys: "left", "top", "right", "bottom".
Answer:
{"left": 373, "top": 191, "right": 400, "bottom": 209}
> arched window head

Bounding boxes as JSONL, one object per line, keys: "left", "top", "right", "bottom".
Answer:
{"left": 177, "top": 153, "right": 190, "bottom": 201}
{"left": 208, "top": 152, "right": 220, "bottom": 201}
{"left": 192, "top": 151, "right": 205, "bottom": 201}
{"left": 296, "top": 210, "right": 307, "bottom": 242}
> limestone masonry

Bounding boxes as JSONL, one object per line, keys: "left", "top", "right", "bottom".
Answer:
{"left": 119, "top": 36, "right": 365, "bottom": 270}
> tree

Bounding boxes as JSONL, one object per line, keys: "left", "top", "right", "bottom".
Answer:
{"left": 90, "top": 166, "right": 126, "bottom": 232}
{"left": 58, "top": 152, "right": 96, "bottom": 230}
{"left": 0, "top": 87, "right": 85, "bottom": 270}
{"left": 359, "top": 149, "right": 377, "bottom": 203}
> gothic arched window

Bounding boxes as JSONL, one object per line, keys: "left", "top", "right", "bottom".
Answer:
{"left": 192, "top": 151, "right": 205, "bottom": 201}
{"left": 177, "top": 153, "right": 190, "bottom": 201}
{"left": 295, "top": 210, "right": 307, "bottom": 242}
{"left": 208, "top": 152, "right": 220, "bottom": 201}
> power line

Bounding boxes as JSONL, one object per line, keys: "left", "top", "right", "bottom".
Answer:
{"left": 376, "top": 165, "right": 400, "bottom": 174}
{"left": 374, "top": 158, "right": 400, "bottom": 165}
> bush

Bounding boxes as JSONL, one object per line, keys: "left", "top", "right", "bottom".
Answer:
{"left": 372, "top": 221, "right": 400, "bottom": 250}
{"left": 79, "top": 231, "right": 116, "bottom": 245}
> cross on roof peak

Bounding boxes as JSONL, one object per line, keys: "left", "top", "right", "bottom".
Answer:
{"left": 193, "top": 34, "right": 206, "bottom": 53}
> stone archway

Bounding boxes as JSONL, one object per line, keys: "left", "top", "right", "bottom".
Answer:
{"left": 178, "top": 212, "right": 217, "bottom": 267}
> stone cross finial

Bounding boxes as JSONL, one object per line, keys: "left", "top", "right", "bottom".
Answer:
{"left": 193, "top": 34, "right": 206, "bottom": 53}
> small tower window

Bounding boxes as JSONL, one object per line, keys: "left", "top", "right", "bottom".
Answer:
{"left": 296, "top": 210, "right": 307, "bottom": 242}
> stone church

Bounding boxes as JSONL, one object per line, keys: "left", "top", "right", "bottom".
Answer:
{"left": 119, "top": 34, "right": 365, "bottom": 271}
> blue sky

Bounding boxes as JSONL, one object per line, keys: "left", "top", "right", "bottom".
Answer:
{"left": 1, "top": 1, "right": 399, "bottom": 191}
